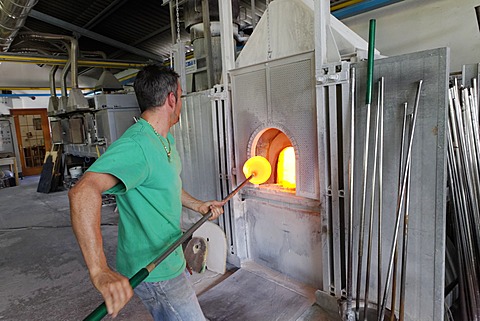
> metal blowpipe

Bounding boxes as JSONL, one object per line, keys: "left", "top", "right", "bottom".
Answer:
{"left": 82, "top": 155, "right": 274, "bottom": 321}
{"left": 378, "top": 80, "right": 423, "bottom": 321}
{"left": 356, "top": 18, "right": 376, "bottom": 317}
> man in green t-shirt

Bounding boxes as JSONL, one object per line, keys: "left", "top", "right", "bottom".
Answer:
{"left": 69, "top": 65, "right": 224, "bottom": 320}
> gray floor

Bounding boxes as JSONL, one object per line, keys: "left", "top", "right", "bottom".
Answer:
{"left": 0, "top": 176, "right": 337, "bottom": 321}
{"left": 0, "top": 176, "right": 227, "bottom": 321}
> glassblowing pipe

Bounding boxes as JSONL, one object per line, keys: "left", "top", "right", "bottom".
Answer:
{"left": 356, "top": 18, "right": 376, "bottom": 316}
{"left": 83, "top": 175, "right": 254, "bottom": 321}
{"left": 83, "top": 156, "right": 272, "bottom": 321}
{"left": 390, "top": 102, "right": 408, "bottom": 321}
{"left": 378, "top": 80, "right": 423, "bottom": 321}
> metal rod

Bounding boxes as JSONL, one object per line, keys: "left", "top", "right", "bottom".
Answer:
{"left": 378, "top": 79, "right": 423, "bottom": 321}
{"left": 169, "top": 1, "right": 176, "bottom": 44}
{"left": 356, "top": 94, "right": 371, "bottom": 315}
{"left": 377, "top": 76, "right": 385, "bottom": 321}
{"left": 446, "top": 128, "right": 470, "bottom": 321}
{"left": 390, "top": 102, "right": 408, "bottom": 321}
{"left": 446, "top": 123, "right": 478, "bottom": 320}
{"left": 202, "top": 0, "right": 215, "bottom": 88}
{"left": 448, "top": 82, "right": 480, "bottom": 319}
{"left": 83, "top": 174, "right": 254, "bottom": 321}
{"left": 250, "top": 0, "right": 257, "bottom": 29}
{"left": 356, "top": 19, "right": 376, "bottom": 316}
{"left": 399, "top": 116, "right": 413, "bottom": 321}
{"left": 150, "top": 173, "right": 254, "bottom": 268}
{"left": 345, "top": 66, "right": 356, "bottom": 321}
{"left": 364, "top": 79, "right": 381, "bottom": 321}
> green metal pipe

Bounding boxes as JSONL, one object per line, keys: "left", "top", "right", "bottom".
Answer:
{"left": 83, "top": 268, "right": 149, "bottom": 321}
{"left": 365, "top": 19, "right": 376, "bottom": 105}
{"left": 83, "top": 174, "right": 254, "bottom": 321}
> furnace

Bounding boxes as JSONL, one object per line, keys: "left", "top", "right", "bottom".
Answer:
{"left": 229, "top": 51, "right": 323, "bottom": 289}
{"left": 249, "top": 127, "right": 296, "bottom": 191}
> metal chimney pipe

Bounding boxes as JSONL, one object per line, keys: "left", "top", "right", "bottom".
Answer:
{"left": 49, "top": 65, "right": 58, "bottom": 96}
{"left": 0, "top": 0, "right": 38, "bottom": 51}
{"left": 17, "top": 32, "right": 80, "bottom": 89}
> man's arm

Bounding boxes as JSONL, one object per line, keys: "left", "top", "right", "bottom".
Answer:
{"left": 69, "top": 172, "right": 133, "bottom": 318}
{"left": 181, "top": 189, "right": 225, "bottom": 220}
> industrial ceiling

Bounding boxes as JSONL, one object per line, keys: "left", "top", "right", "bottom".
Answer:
{"left": 0, "top": 0, "right": 398, "bottom": 79}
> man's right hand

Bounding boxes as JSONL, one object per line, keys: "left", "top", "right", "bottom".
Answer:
{"left": 91, "top": 269, "right": 134, "bottom": 318}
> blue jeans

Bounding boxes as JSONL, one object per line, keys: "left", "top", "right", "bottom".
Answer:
{"left": 134, "top": 271, "right": 206, "bottom": 321}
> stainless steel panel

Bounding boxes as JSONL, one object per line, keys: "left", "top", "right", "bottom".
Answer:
{"left": 210, "top": 85, "right": 239, "bottom": 265}
{"left": 172, "top": 90, "right": 219, "bottom": 228}
{"left": 95, "top": 108, "right": 140, "bottom": 145}
{"left": 350, "top": 49, "right": 447, "bottom": 321}
{"left": 269, "top": 57, "right": 318, "bottom": 199}
{"left": 93, "top": 93, "right": 139, "bottom": 109}
{"left": 231, "top": 51, "right": 318, "bottom": 199}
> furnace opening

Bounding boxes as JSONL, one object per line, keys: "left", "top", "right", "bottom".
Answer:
{"left": 252, "top": 128, "right": 296, "bottom": 192}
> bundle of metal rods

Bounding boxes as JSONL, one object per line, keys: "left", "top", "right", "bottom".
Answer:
{"left": 446, "top": 78, "right": 480, "bottom": 321}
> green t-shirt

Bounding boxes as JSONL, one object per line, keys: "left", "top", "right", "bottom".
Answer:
{"left": 87, "top": 118, "right": 185, "bottom": 282}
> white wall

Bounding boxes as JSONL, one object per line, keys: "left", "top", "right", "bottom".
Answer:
{"left": 0, "top": 62, "right": 97, "bottom": 87}
{"left": 342, "top": 0, "right": 480, "bottom": 72}
{"left": 0, "top": 61, "right": 97, "bottom": 113}
{"left": 0, "top": 98, "right": 13, "bottom": 115}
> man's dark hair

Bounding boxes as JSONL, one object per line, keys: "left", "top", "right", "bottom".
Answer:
{"left": 133, "top": 65, "right": 179, "bottom": 113}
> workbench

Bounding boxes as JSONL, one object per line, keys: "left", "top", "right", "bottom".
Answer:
{"left": 0, "top": 157, "right": 20, "bottom": 186}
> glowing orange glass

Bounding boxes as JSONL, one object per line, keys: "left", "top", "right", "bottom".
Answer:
{"left": 277, "top": 147, "right": 296, "bottom": 189}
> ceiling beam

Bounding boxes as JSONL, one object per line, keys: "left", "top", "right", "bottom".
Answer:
{"left": 109, "top": 25, "right": 172, "bottom": 59}
{"left": 0, "top": 52, "right": 147, "bottom": 68}
{"left": 28, "top": 10, "right": 161, "bottom": 61}
{"left": 82, "top": 0, "right": 129, "bottom": 30}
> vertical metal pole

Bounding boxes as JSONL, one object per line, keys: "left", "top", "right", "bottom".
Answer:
{"left": 250, "top": 0, "right": 257, "bottom": 30}
{"left": 399, "top": 116, "right": 413, "bottom": 321}
{"left": 378, "top": 80, "right": 423, "bottom": 321}
{"left": 217, "top": 0, "right": 237, "bottom": 261}
{"left": 377, "top": 76, "right": 385, "bottom": 320}
{"left": 390, "top": 102, "right": 408, "bottom": 321}
{"left": 356, "top": 19, "right": 376, "bottom": 317}
{"left": 364, "top": 79, "right": 382, "bottom": 321}
{"left": 173, "top": 42, "right": 186, "bottom": 95}
{"left": 218, "top": 0, "right": 235, "bottom": 88}
{"left": 202, "top": 0, "right": 214, "bottom": 88}
{"left": 169, "top": 1, "right": 176, "bottom": 44}
{"left": 314, "top": 0, "right": 329, "bottom": 68}
{"left": 345, "top": 67, "right": 356, "bottom": 321}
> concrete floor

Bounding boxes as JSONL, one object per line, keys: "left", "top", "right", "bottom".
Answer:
{"left": 0, "top": 176, "right": 338, "bottom": 321}
{"left": 0, "top": 176, "right": 228, "bottom": 321}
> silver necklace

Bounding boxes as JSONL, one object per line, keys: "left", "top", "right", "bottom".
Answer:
{"left": 145, "top": 120, "right": 171, "bottom": 161}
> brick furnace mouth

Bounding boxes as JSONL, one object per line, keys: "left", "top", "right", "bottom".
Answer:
{"left": 248, "top": 126, "right": 296, "bottom": 192}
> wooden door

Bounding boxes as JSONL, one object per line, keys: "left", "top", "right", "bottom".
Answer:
{"left": 10, "top": 108, "right": 51, "bottom": 176}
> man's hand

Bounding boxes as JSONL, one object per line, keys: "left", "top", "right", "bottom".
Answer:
{"left": 91, "top": 268, "right": 133, "bottom": 318}
{"left": 197, "top": 200, "right": 225, "bottom": 220}
{"left": 181, "top": 190, "right": 225, "bottom": 220}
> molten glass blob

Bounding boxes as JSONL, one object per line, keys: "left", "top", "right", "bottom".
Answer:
{"left": 243, "top": 156, "right": 272, "bottom": 185}
{"left": 277, "top": 147, "right": 296, "bottom": 189}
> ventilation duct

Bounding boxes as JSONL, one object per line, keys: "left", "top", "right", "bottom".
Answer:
{"left": 82, "top": 51, "right": 123, "bottom": 92}
{"left": 17, "top": 32, "right": 89, "bottom": 111}
{"left": 0, "top": 0, "right": 38, "bottom": 52}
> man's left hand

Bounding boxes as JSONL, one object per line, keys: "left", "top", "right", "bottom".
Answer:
{"left": 198, "top": 200, "right": 225, "bottom": 220}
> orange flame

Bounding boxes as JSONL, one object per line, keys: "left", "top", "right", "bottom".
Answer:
{"left": 277, "top": 147, "right": 296, "bottom": 189}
